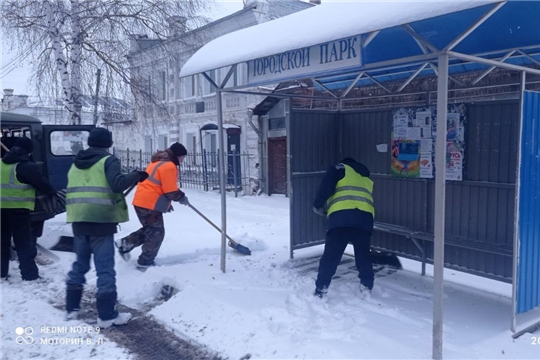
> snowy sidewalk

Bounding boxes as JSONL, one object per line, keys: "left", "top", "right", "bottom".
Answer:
{"left": 2, "top": 189, "right": 539, "bottom": 359}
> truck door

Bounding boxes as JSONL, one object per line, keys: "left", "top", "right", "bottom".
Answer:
{"left": 43, "top": 125, "right": 94, "bottom": 190}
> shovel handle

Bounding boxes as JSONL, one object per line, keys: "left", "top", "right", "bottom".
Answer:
{"left": 0, "top": 141, "right": 9, "bottom": 152}
{"left": 124, "top": 182, "right": 137, "bottom": 196}
{"left": 188, "top": 203, "right": 238, "bottom": 246}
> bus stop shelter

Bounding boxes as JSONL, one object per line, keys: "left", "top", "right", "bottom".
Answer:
{"left": 180, "top": 1, "right": 540, "bottom": 358}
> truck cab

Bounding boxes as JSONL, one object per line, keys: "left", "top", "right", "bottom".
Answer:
{"left": 1, "top": 112, "right": 94, "bottom": 237}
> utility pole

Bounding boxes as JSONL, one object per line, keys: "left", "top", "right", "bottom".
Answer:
{"left": 93, "top": 69, "right": 101, "bottom": 125}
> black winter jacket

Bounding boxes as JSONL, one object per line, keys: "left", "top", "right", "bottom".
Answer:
{"left": 70, "top": 147, "right": 140, "bottom": 236}
{"left": 1, "top": 146, "right": 56, "bottom": 196}
{"left": 313, "top": 158, "right": 374, "bottom": 234}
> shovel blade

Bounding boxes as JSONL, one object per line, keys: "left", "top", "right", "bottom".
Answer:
{"left": 50, "top": 236, "right": 75, "bottom": 252}
{"left": 371, "top": 251, "right": 402, "bottom": 269}
{"left": 228, "top": 241, "right": 251, "bottom": 255}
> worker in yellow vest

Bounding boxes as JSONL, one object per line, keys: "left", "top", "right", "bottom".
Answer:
{"left": 1, "top": 137, "right": 57, "bottom": 281}
{"left": 64, "top": 128, "right": 147, "bottom": 328}
{"left": 313, "top": 157, "right": 375, "bottom": 298}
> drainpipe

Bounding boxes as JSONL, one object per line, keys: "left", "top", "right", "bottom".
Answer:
{"left": 247, "top": 108, "right": 264, "bottom": 193}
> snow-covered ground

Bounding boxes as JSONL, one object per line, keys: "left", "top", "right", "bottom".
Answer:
{"left": 2, "top": 189, "right": 540, "bottom": 359}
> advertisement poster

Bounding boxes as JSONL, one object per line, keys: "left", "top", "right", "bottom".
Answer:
{"left": 392, "top": 105, "right": 466, "bottom": 180}
{"left": 391, "top": 109, "right": 430, "bottom": 178}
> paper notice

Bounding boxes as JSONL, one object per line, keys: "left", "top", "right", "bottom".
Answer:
{"left": 395, "top": 127, "right": 408, "bottom": 139}
{"left": 407, "top": 127, "right": 421, "bottom": 140}
{"left": 420, "top": 152, "right": 433, "bottom": 178}
{"left": 421, "top": 126, "right": 432, "bottom": 138}
{"left": 394, "top": 114, "right": 409, "bottom": 127}
{"left": 415, "top": 111, "right": 432, "bottom": 127}
{"left": 420, "top": 139, "right": 433, "bottom": 152}
{"left": 376, "top": 144, "right": 388, "bottom": 153}
{"left": 446, "top": 152, "right": 463, "bottom": 181}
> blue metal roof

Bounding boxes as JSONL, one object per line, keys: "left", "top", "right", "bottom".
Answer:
{"left": 312, "top": 1, "right": 540, "bottom": 91}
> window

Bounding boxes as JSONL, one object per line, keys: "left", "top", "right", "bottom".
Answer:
{"left": 186, "top": 133, "right": 196, "bottom": 153}
{"left": 183, "top": 76, "right": 196, "bottom": 98}
{"left": 203, "top": 70, "right": 217, "bottom": 95}
{"left": 146, "top": 76, "right": 152, "bottom": 98}
{"left": 50, "top": 130, "right": 90, "bottom": 156}
{"left": 144, "top": 136, "right": 152, "bottom": 153}
{"left": 209, "top": 70, "right": 217, "bottom": 94}
{"left": 269, "top": 117, "right": 286, "bottom": 130}
{"left": 161, "top": 71, "right": 166, "bottom": 100}
{"left": 225, "top": 66, "right": 238, "bottom": 88}
{"left": 158, "top": 135, "right": 167, "bottom": 150}
{"left": 1, "top": 127, "right": 31, "bottom": 158}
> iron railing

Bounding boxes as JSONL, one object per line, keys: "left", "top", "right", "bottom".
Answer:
{"left": 112, "top": 148, "right": 255, "bottom": 196}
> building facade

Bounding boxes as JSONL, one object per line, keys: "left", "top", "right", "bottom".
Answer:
{"left": 117, "top": 0, "right": 314, "bottom": 191}
{"left": 1, "top": 89, "right": 128, "bottom": 127}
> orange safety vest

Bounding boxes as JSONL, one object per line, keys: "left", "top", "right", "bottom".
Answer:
{"left": 132, "top": 160, "right": 179, "bottom": 212}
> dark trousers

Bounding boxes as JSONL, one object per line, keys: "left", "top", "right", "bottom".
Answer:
{"left": 123, "top": 206, "right": 165, "bottom": 265}
{"left": 1, "top": 209, "right": 39, "bottom": 280}
{"left": 315, "top": 227, "right": 374, "bottom": 291}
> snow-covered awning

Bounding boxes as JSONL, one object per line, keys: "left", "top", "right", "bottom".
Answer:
{"left": 180, "top": 0, "right": 540, "bottom": 88}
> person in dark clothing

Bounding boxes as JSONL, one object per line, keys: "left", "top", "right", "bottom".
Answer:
{"left": 1, "top": 137, "right": 57, "bottom": 280}
{"left": 313, "top": 157, "right": 375, "bottom": 298}
{"left": 65, "top": 128, "right": 148, "bottom": 328}
{"left": 116, "top": 142, "right": 188, "bottom": 268}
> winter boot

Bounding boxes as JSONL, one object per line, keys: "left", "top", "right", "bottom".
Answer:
{"left": 97, "top": 312, "right": 132, "bottom": 329}
{"left": 96, "top": 291, "right": 131, "bottom": 328}
{"left": 136, "top": 260, "right": 155, "bottom": 269}
{"left": 314, "top": 287, "right": 328, "bottom": 299}
{"left": 359, "top": 284, "right": 372, "bottom": 300}
{"left": 114, "top": 238, "right": 131, "bottom": 261}
{"left": 65, "top": 286, "right": 83, "bottom": 321}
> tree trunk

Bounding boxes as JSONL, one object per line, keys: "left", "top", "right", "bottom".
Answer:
{"left": 44, "top": 0, "right": 73, "bottom": 124}
{"left": 70, "top": 0, "right": 83, "bottom": 125}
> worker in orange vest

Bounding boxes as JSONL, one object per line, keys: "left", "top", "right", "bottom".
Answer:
{"left": 115, "top": 142, "right": 188, "bottom": 268}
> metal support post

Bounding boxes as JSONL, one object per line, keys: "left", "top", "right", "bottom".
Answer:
{"left": 217, "top": 89, "right": 227, "bottom": 273}
{"left": 433, "top": 52, "right": 449, "bottom": 360}
{"left": 511, "top": 71, "right": 526, "bottom": 332}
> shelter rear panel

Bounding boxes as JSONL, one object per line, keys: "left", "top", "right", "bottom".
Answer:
{"left": 340, "top": 103, "right": 518, "bottom": 281}
{"left": 290, "top": 110, "right": 341, "bottom": 250}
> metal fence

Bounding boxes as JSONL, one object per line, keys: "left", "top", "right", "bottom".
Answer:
{"left": 112, "top": 148, "right": 255, "bottom": 196}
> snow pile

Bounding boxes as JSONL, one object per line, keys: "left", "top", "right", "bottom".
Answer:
{"left": 2, "top": 188, "right": 540, "bottom": 359}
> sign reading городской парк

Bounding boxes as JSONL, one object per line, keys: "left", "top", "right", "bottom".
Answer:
{"left": 247, "top": 36, "right": 362, "bottom": 85}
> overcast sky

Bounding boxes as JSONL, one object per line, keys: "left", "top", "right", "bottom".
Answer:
{"left": 0, "top": 0, "right": 245, "bottom": 96}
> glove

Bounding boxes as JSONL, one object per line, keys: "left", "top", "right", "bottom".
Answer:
{"left": 313, "top": 206, "right": 326, "bottom": 217}
{"left": 55, "top": 190, "right": 66, "bottom": 206}
{"left": 167, "top": 204, "right": 174, "bottom": 213}
{"left": 178, "top": 196, "right": 190, "bottom": 206}
{"left": 137, "top": 171, "right": 149, "bottom": 183}
{"left": 53, "top": 190, "right": 67, "bottom": 214}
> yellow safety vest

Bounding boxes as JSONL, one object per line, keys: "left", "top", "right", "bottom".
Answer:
{"left": 66, "top": 156, "right": 128, "bottom": 223}
{"left": 0, "top": 161, "right": 36, "bottom": 210}
{"left": 327, "top": 163, "right": 375, "bottom": 217}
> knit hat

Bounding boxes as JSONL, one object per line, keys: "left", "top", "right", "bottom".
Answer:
{"left": 14, "top": 137, "right": 34, "bottom": 153}
{"left": 169, "top": 142, "right": 187, "bottom": 157}
{"left": 88, "top": 128, "right": 113, "bottom": 148}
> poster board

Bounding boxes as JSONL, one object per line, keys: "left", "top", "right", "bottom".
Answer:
{"left": 391, "top": 104, "right": 466, "bottom": 180}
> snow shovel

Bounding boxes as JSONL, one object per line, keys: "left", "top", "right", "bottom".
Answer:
{"left": 50, "top": 182, "right": 138, "bottom": 253}
{"left": 187, "top": 203, "right": 251, "bottom": 255}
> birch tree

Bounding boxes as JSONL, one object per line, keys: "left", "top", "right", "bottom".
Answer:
{"left": 1, "top": 0, "right": 209, "bottom": 124}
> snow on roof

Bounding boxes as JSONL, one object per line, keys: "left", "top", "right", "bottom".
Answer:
{"left": 180, "top": 0, "right": 498, "bottom": 77}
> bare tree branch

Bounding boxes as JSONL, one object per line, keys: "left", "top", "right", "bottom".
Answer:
{"left": 1, "top": 0, "right": 211, "bottom": 124}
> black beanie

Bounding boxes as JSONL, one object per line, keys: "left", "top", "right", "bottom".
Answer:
{"left": 14, "top": 137, "right": 34, "bottom": 153}
{"left": 169, "top": 142, "right": 187, "bottom": 157}
{"left": 88, "top": 128, "right": 113, "bottom": 148}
